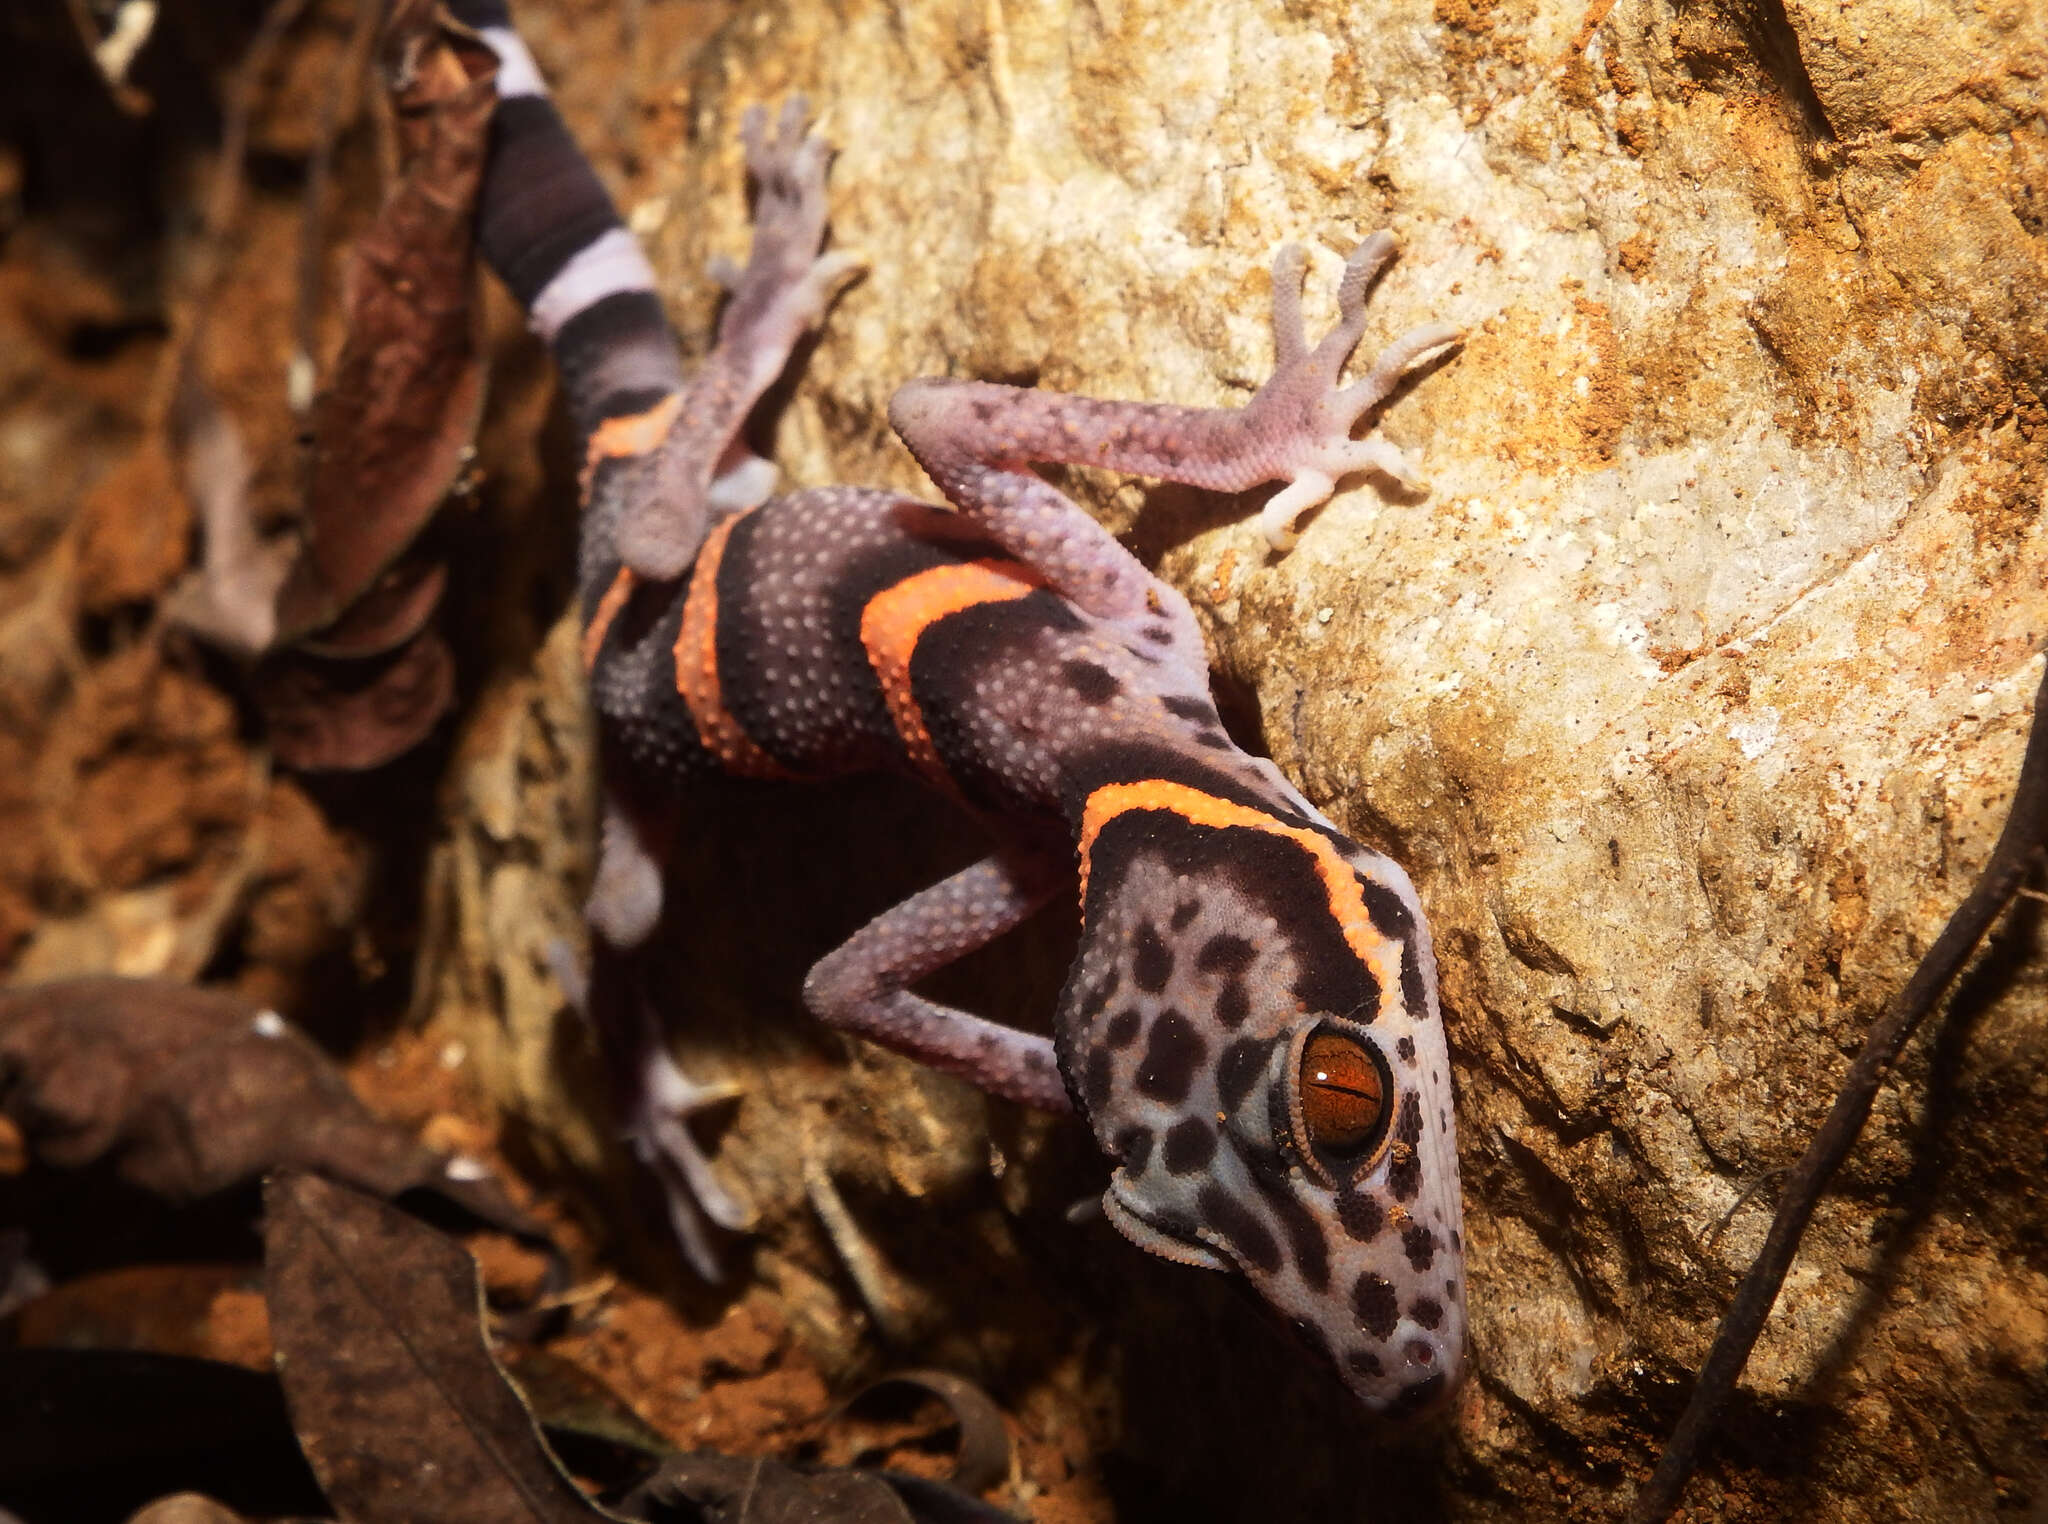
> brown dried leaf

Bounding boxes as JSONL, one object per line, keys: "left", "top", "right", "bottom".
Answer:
{"left": 11, "top": 1263, "right": 266, "bottom": 1368}
{"left": 296, "top": 554, "right": 449, "bottom": 659}
{"left": 250, "top": 627, "right": 456, "bottom": 772}
{"left": 622, "top": 1453, "right": 914, "bottom": 1524}
{"left": 262, "top": 1172, "right": 616, "bottom": 1524}
{"left": 843, "top": 1371, "right": 1012, "bottom": 1495}
{"left": 270, "top": 5, "right": 492, "bottom": 644}
{"left": 618, "top": 1444, "right": 1021, "bottom": 1524}
{"left": 0, "top": 977, "right": 541, "bottom": 1245}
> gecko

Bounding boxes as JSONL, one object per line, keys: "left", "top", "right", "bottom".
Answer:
{"left": 453, "top": 0, "right": 1467, "bottom": 1417}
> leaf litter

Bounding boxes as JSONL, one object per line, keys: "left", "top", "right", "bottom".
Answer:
{"left": 0, "top": 3, "right": 1082, "bottom": 1520}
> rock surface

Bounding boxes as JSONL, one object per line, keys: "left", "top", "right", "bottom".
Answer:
{"left": 436, "top": 0, "right": 2048, "bottom": 1517}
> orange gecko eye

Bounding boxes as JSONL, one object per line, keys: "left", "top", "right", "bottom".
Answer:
{"left": 1298, "top": 1030, "right": 1389, "bottom": 1159}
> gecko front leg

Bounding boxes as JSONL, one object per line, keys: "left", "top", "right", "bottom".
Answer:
{"left": 802, "top": 847, "right": 1072, "bottom": 1112}
{"left": 887, "top": 234, "right": 1460, "bottom": 639}
{"left": 613, "top": 98, "right": 864, "bottom": 580}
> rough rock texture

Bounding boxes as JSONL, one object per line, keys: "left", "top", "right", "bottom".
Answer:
{"left": 436, "top": 0, "right": 2047, "bottom": 1517}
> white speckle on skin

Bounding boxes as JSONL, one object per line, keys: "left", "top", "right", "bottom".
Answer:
{"left": 251, "top": 1010, "right": 289, "bottom": 1038}
{"left": 444, "top": 1155, "right": 490, "bottom": 1182}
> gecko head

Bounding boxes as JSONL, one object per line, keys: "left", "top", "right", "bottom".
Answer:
{"left": 1065, "top": 784, "right": 1467, "bottom": 1418}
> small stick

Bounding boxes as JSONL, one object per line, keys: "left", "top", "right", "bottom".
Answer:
{"left": 1630, "top": 654, "right": 2048, "bottom": 1523}
{"left": 151, "top": 0, "right": 317, "bottom": 427}
{"left": 292, "top": 0, "right": 383, "bottom": 413}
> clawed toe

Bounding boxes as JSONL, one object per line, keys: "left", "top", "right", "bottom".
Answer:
{"left": 1336, "top": 319, "right": 1462, "bottom": 417}
{"left": 743, "top": 94, "right": 831, "bottom": 204}
{"left": 796, "top": 246, "right": 867, "bottom": 309}
{"left": 1269, "top": 231, "right": 1441, "bottom": 394}
{"left": 548, "top": 941, "right": 753, "bottom": 1280}
{"left": 727, "top": 96, "right": 843, "bottom": 301}
{"left": 1335, "top": 231, "right": 1399, "bottom": 327}
{"left": 635, "top": 1044, "right": 754, "bottom": 1281}
{"left": 740, "top": 95, "right": 808, "bottom": 180}
{"left": 1269, "top": 244, "right": 1310, "bottom": 365}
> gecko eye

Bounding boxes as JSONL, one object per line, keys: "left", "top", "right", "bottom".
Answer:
{"left": 1293, "top": 1026, "right": 1393, "bottom": 1174}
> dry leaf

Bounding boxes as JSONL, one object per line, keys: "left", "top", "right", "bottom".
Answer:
{"left": 0, "top": 977, "right": 543, "bottom": 1245}
{"left": 262, "top": 1172, "right": 616, "bottom": 1524}
{"left": 622, "top": 1453, "right": 915, "bottom": 1524}
{"left": 250, "top": 628, "right": 456, "bottom": 771}
{"left": 842, "top": 1371, "right": 1012, "bottom": 1495}
{"left": 270, "top": 2, "right": 492, "bottom": 643}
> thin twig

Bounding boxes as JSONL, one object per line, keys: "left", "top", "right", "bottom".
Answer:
{"left": 151, "top": 0, "right": 318, "bottom": 427}
{"left": 203, "top": 0, "right": 318, "bottom": 269}
{"left": 62, "top": 0, "right": 156, "bottom": 113}
{"left": 1630, "top": 655, "right": 2048, "bottom": 1523}
{"left": 151, "top": 0, "right": 318, "bottom": 656}
{"left": 293, "top": 0, "right": 384, "bottom": 414}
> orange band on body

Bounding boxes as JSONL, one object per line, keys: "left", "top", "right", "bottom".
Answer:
{"left": 1078, "top": 780, "right": 1401, "bottom": 1014}
{"left": 580, "top": 392, "right": 683, "bottom": 496}
{"left": 674, "top": 511, "right": 792, "bottom": 779}
{"left": 859, "top": 559, "right": 1046, "bottom": 788}
{"left": 581, "top": 566, "right": 638, "bottom": 673}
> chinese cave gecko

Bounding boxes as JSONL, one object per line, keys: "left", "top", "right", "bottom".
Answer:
{"left": 455, "top": 0, "right": 1466, "bottom": 1416}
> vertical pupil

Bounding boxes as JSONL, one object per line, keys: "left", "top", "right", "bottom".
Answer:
{"left": 1300, "top": 1031, "right": 1385, "bottom": 1153}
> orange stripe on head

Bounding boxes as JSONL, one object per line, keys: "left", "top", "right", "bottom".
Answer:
{"left": 581, "top": 566, "right": 638, "bottom": 673}
{"left": 580, "top": 392, "right": 684, "bottom": 497}
{"left": 674, "top": 510, "right": 793, "bottom": 779}
{"left": 1078, "top": 780, "right": 1402, "bottom": 1020}
{"left": 859, "top": 559, "right": 1046, "bottom": 788}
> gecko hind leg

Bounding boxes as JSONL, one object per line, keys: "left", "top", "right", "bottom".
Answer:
{"left": 886, "top": 236, "right": 1456, "bottom": 687}
{"left": 802, "top": 849, "right": 1072, "bottom": 1112}
{"left": 586, "top": 792, "right": 666, "bottom": 950}
{"left": 616, "top": 98, "right": 864, "bottom": 580}
{"left": 555, "top": 938, "right": 751, "bottom": 1282}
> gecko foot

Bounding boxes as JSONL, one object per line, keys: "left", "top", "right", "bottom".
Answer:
{"left": 631, "top": 1041, "right": 752, "bottom": 1282}
{"left": 717, "top": 96, "right": 866, "bottom": 378}
{"left": 1247, "top": 234, "right": 1460, "bottom": 550}
{"left": 614, "top": 96, "right": 864, "bottom": 582}
{"left": 552, "top": 938, "right": 753, "bottom": 1282}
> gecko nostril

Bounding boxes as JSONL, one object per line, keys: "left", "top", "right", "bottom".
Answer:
{"left": 1384, "top": 1372, "right": 1448, "bottom": 1421}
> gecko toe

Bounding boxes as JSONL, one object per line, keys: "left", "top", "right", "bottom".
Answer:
{"left": 1270, "top": 243, "right": 1310, "bottom": 366}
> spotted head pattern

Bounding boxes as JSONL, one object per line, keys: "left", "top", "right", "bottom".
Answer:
{"left": 1063, "top": 780, "right": 1467, "bottom": 1415}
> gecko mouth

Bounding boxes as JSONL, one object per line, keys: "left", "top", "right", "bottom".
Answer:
{"left": 1101, "top": 1179, "right": 1232, "bottom": 1273}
